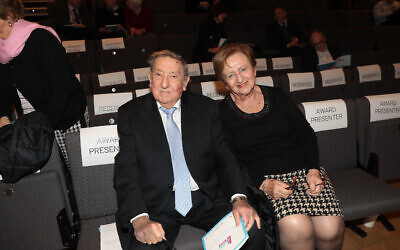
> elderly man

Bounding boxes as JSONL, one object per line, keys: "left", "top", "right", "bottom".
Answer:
{"left": 267, "top": 6, "right": 306, "bottom": 57}
{"left": 301, "top": 31, "right": 341, "bottom": 72}
{"left": 114, "top": 50, "right": 265, "bottom": 250}
{"left": 373, "top": 0, "right": 400, "bottom": 25}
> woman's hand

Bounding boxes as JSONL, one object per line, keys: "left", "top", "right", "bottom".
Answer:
{"left": 259, "top": 179, "right": 292, "bottom": 200}
{"left": 306, "top": 169, "right": 323, "bottom": 196}
{"left": 0, "top": 116, "right": 11, "bottom": 128}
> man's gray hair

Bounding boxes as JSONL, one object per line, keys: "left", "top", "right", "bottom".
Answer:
{"left": 147, "top": 50, "right": 189, "bottom": 80}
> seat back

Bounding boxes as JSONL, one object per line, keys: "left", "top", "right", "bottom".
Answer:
{"left": 65, "top": 128, "right": 118, "bottom": 220}
{"left": 64, "top": 40, "right": 98, "bottom": 74}
{"left": 281, "top": 72, "right": 316, "bottom": 103}
{"left": 356, "top": 94, "right": 400, "bottom": 180}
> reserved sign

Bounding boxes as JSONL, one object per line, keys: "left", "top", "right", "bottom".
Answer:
{"left": 201, "top": 81, "right": 228, "bottom": 100}
{"left": 366, "top": 93, "right": 400, "bottom": 122}
{"left": 135, "top": 88, "right": 150, "bottom": 98}
{"left": 255, "top": 58, "right": 267, "bottom": 71}
{"left": 256, "top": 76, "right": 274, "bottom": 87}
{"left": 393, "top": 63, "right": 400, "bottom": 79}
{"left": 188, "top": 63, "right": 201, "bottom": 76}
{"left": 288, "top": 72, "right": 315, "bottom": 92}
{"left": 302, "top": 99, "right": 348, "bottom": 132}
{"left": 358, "top": 64, "right": 381, "bottom": 83}
{"left": 98, "top": 71, "right": 127, "bottom": 87}
{"left": 272, "top": 57, "right": 293, "bottom": 70}
{"left": 62, "top": 40, "right": 86, "bottom": 53}
{"left": 202, "top": 62, "right": 215, "bottom": 75}
{"left": 101, "top": 37, "right": 125, "bottom": 50}
{"left": 80, "top": 125, "right": 119, "bottom": 167}
{"left": 133, "top": 67, "right": 151, "bottom": 82}
{"left": 93, "top": 92, "right": 133, "bottom": 115}
{"left": 321, "top": 68, "right": 346, "bottom": 87}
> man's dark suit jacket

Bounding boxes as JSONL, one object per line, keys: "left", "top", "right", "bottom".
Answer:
{"left": 267, "top": 19, "right": 306, "bottom": 57}
{"left": 301, "top": 45, "right": 341, "bottom": 72}
{"left": 114, "top": 91, "right": 247, "bottom": 229}
{"left": 52, "top": 3, "right": 93, "bottom": 40}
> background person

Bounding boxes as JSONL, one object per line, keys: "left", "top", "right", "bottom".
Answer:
{"left": 0, "top": 0, "right": 87, "bottom": 166}
{"left": 301, "top": 31, "right": 342, "bottom": 72}
{"left": 214, "top": 43, "right": 345, "bottom": 250}
{"left": 96, "top": 0, "right": 126, "bottom": 38}
{"left": 124, "top": 0, "right": 152, "bottom": 36}
{"left": 373, "top": 0, "right": 400, "bottom": 25}
{"left": 267, "top": 6, "right": 306, "bottom": 57}
{"left": 192, "top": 2, "right": 228, "bottom": 62}
{"left": 114, "top": 49, "right": 265, "bottom": 250}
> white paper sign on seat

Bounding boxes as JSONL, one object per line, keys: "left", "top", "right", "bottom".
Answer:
{"left": 357, "top": 64, "right": 381, "bottom": 83}
{"left": 62, "top": 40, "right": 86, "bottom": 53}
{"left": 366, "top": 93, "right": 400, "bottom": 122}
{"left": 200, "top": 81, "right": 228, "bottom": 100}
{"left": 393, "top": 63, "right": 400, "bottom": 79}
{"left": 93, "top": 92, "right": 133, "bottom": 115}
{"left": 80, "top": 125, "right": 119, "bottom": 167}
{"left": 288, "top": 72, "right": 315, "bottom": 92}
{"left": 135, "top": 88, "right": 150, "bottom": 98}
{"left": 201, "top": 62, "right": 215, "bottom": 75}
{"left": 272, "top": 57, "right": 293, "bottom": 70}
{"left": 302, "top": 99, "right": 348, "bottom": 132}
{"left": 256, "top": 76, "right": 274, "bottom": 87}
{"left": 320, "top": 68, "right": 346, "bottom": 87}
{"left": 98, "top": 71, "right": 127, "bottom": 87}
{"left": 188, "top": 63, "right": 201, "bottom": 76}
{"left": 255, "top": 58, "right": 267, "bottom": 71}
{"left": 133, "top": 67, "right": 151, "bottom": 82}
{"left": 101, "top": 37, "right": 125, "bottom": 50}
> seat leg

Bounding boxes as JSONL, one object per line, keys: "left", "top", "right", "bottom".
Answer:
{"left": 377, "top": 215, "right": 395, "bottom": 231}
{"left": 346, "top": 222, "right": 367, "bottom": 238}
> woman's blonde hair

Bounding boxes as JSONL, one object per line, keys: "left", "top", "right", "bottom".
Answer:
{"left": 0, "top": 0, "right": 24, "bottom": 21}
{"left": 213, "top": 43, "right": 256, "bottom": 81}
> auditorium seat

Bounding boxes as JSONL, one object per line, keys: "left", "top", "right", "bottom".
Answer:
{"left": 376, "top": 50, "right": 400, "bottom": 65}
{"left": 153, "top": 18, "right": 202, "bottom": 35}
{"left": 268, "top": 56, "right": 301, "bottom": 75}
{"left": 338, "top": 27, "right": 376, "bottom": 53}
{"left": 97, "top": 35, "right": 158, "bottom": 73}
{"left": 306, "top": 10, "right": 343, "bottom": 28}
{"left": 227, "top": 30, "right": 269, "bottom": 57}
{"left": 352, "top": 64, "right": 393, "bottom": 97}
{"left": 313, "top": 67, "right": 357, "bottom": 100}
{"left": 64, "top": 40, "right": 98, "bottom": 74}
{"left": 65, "top": 129, "right": 207, "bottom": 250}
{"left": 298, "top": 99, "right": 400, "bottom": 225}
{"left": 356, "top": 95, "right": 400, "bottom": 181}
{"left": 158, "top": 33, "right": 198, "bottom": 63}
{"left": 377, "top": 25, "right": 400, "bottom": 51}
{"left": 280, "top": 72, "right": 316, "bottom": 103}
{"left": 223, "top": 12, "right": 248, "bottom": 32}
{"left": 77, "top": 73, "right": 93, "bottom": 96}
{"left": 65, "top": 129, "right": 118, "bottom": 250}
{"left": 350, "top": 51, "right": 379, "bottom": 67}
{"left": 342, "top": 9, "right": 373, "bottom": 27}
{"left": 244, "top": 11, "right": 273, "bottom": 30}
{"left": 90, "top": 70, "right": 136, "bottom": 95}
{"left": 0, "top": 141, "right": 78, "bottom": 249}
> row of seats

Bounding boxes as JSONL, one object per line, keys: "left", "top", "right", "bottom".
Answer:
{"left": 152, "top": 9, "right": 376, "bottom": 35}
{"left": 4, "top": 93, "right": 399, "bottom": 249}
{"left": 64, "top": 25, "right": 400, "bottom": 73}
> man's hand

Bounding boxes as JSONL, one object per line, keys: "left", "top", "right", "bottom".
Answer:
{"left": 0, "top": 116, "right": 11, "bottom": 128}
{"left": 287, "top": 37, "right": 300, "bottom": 47}
{"left": 208, "top": 46, "right": 221, "bottom": 54}
{"left": 132, "top": 216, "right": 165, "bottom": 245}
{"left": 259, "top": 179, "right": 292, "bottom": 200}
{"left": 232, "top": 198, "right": 261, "bottom": 231}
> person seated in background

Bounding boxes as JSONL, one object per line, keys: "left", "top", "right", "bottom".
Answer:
{"left": 192, "top": 2, "right": 228, "bottom": 62}
{"left": 267, "top": 6, "right": 306, "bottom": 57}
{"left": 96, "top": 0, "right": 126, "bottom": 38}
{"left": 301, "top": 31, "right": 341, "bottom": 72}
{"left": 214, "top": 43, "right": 345, "bottom": 250}
{"left": 124, "top": 0, "right": 152, "bottom": 36}
{"left": 373, "top": 0, "right": 400, "bottom": 25}
{"left": 52, "top": 0, "right": 93, "bottom": 40}
{"left": 114, "top": 49, "right": 265, "bottom": 250}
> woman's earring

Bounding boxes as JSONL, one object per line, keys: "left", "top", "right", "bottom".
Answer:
{"left": 8, "top": 20, "right": 13, "bottom": 27}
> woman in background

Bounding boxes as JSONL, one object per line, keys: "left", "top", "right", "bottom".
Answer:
{"left": 124, "top": 0, "right": 152, "bottom": 36}
{"left": 214, "top": 43, "right": 345, "bottom": 250}
{"left": 0, "top": 0, "right": 87, "bottom": 165}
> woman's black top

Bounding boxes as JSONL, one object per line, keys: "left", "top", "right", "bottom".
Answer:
{"left": 219, "top": 86, "right": 319, "bottom": 186}
{"left": 0, "top": 29, "right": 86, "bottom": 131}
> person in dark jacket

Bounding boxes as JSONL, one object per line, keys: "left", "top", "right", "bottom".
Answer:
{"left": 96, "top": 0, "right": 126, "bottom": 38}
{"left": 267, "top": 6, "right": 306, "bottom": 57}
{"left": 0, "top": 0, "right": 87, "bottom": 166}
{"left": 301, "top": 31, "right": 341, "bottom": 72}
{"left": 193, "top": 2, "right": 228, "bottom": 62}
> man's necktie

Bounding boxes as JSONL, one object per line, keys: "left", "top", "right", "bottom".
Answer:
{"left": 160, "top": 107, "right": 192, "bottom": 216}
{"left": 72, "top": 8, "right": 81, "bottom": 24}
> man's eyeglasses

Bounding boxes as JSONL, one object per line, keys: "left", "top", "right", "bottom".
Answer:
{"left": 311, "top": 41, "right": 326, "bottom": 47}
{"left": 285, "top": 172, "right": 327, "bottom": 191}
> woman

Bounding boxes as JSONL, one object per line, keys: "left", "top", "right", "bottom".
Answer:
{"left": 124, "top": 0, "right": 152, "bottom": 36}
{"left": 214, "top": 43, "right": 345, "bottom": 250}
{"left": 0, "top": 0, "right": 87, "bottom": 166}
